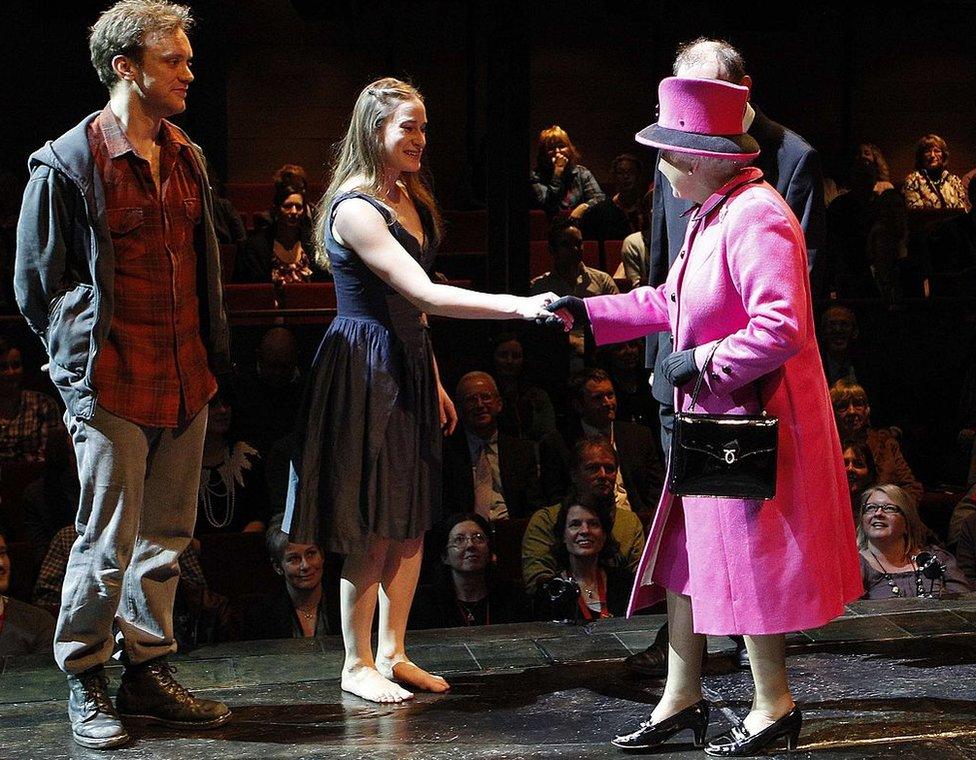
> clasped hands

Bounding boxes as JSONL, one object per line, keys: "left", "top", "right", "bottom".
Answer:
{"left": 537, "top": 296, "right": 700, "bottom": 387}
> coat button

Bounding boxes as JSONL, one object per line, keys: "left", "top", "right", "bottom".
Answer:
{"left": 679, "top": 250, "right": 685, "bottom": 258}
{"left": 670, "top": 293, "right": 676, "bottom": 302}
{"left": 722, "top": 366, "right": 732, "bottom": 375}
{"left": 669, "top": 335, "right": 674, "bottom": 345}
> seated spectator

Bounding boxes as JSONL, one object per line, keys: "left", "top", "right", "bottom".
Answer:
{"left": 529, "top": 125, "right": 604, "bottom": 217}
{"left": 580, "top": 154, "right": 648, "bottom": 241}
{"left": 826, "top": 158, "right": 880, "bottom": 298}
{"left": 522, "top": 438, "right": 644, "bottom": 596}
{"left": 533, "top": 498, "right": 634, "bottom": 621}
{"left": 867, "top": 189, "right": 910, "bottom": 300}
{"left": 491, "top": 331, "right": 557, "bottom": 443}
{"left": 857, "top": 485, "right": 970, "bottom": 599}
{"left": 238, "top": 180, "right": 323, "bottom": 284}
{"left": 34, "top": 524, "right": 208, "bottom": 616}
{"left": 843, "top": 439, "right": 878, "bottom": 512}
{"left": 619, "top": 229, "right": 649, "bottom": 289}
{"left": 949, "top": 484, "right": 976, "bottom": 547}
{"left": 244, "top": 516, "right": 338, "bottom": 638}
{"left": 596, "top": 338, "right": 656, "bottom": 429}
{"left": 411, "top": 513, "right": 523, "bottom": 629}
{"left": 856, "top": 143, "right": 894, "bottom": 194}
{"left": 927, "top": 175, "right": 976, "bottom": 272}
{"left": 530, "top": 218, "right": 618, "bottom": 298}
{"left": 0, "top": 528, "right": 55, "bottom": 656}
{"left": 443, "top": 372, "right": 548, "bottom": 521}
{"left": 232, "top": 326, "right": 304, "bottom": 456}
{"left": 902, "top": 134, "right": 970, "bottom": 211}
{"left": 831, "top": 379, "right": 922, "bottom": 500}
{"left": 194, "top": 391, "right": 269, "bottom": 536}
{"left": 819, "top": 304, "right": 861, "bottom": 387}
{"left": 0, "top": 335, "right": 62, "bottom": 463}
{"left": 554, "top": 368, "right": 664, "bottom": 512}
{"left": 207, "top": 160, "right": 246, "bottom": 247}
{"left": 956, "top": 510, "right": 976, "bottom": 585}
{"left": 21, "top": 429, "right": 79, "bottom": 563}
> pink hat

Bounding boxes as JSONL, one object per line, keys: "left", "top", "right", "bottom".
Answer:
{"left": 635, "top": 77, "right": 760, "bottom": 160}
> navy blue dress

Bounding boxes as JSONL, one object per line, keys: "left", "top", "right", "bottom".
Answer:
{"left": 283, "top": 191, "right": 441, "bottom": 553}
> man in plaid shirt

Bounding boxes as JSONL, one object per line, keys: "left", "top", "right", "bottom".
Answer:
{"left": 15, "top": 1, "right": 231, "bottom": 749}
{"left": 0, "top": 335, "right": 62, "bottom": 463}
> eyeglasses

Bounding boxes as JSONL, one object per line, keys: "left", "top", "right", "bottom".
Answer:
{"left": 449, "top": 532, "right": 487, "bottom": 548}
{"left": 862, "top": 503, "right": 903, "bottom": 516}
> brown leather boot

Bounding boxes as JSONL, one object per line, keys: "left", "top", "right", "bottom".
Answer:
{"left": 116, "top": 658, "right": 231, "bottom": 728}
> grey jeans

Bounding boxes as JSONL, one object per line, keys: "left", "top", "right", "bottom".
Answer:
{"left": 55, "top": 405, "right": 207, "bottom": 674}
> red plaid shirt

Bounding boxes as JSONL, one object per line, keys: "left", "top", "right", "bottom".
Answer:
{"left": 88, "top": 105, "right": 216, "bottom": 427}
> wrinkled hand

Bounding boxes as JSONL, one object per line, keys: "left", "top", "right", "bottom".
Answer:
{"left": 516, "top": 292, "right": 558, "bottom": 321}
{"left": 538, "top": 295, "right": 589, "bottom": 332}
{"left": 661, "top": 348, "right": 699, "bottom": 388}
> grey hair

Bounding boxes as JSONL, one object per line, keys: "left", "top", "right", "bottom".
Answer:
{"left": 456, "top": 371, "right": 500, "bottom": 399}
{"left": 673, "top": 37, "right": 747, "bottom": 83}
{"left": 89, "top": 0, "right": 194, "bottom": 89}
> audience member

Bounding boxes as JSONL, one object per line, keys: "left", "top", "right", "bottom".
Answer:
{"left": 0, "top": 335, "right": 62, "bottom": 463}
{"left": 842, "top": 439, "right": 878, "bottom": 512}
{"left": 948, "top": 484, "right": 976, "bottom": 547}
{"left": 411, "top": 513, "right": 523, "bottom": 629}
{"left": 556, "top": 368, "right": 664, "bottom": 511}
{"left": 826, "top": 158, "right": 882, "bottom": 297}
{"left": 927, "top": 175, "right": 976, "bottom": 272}
{"left": 238, "top": 181, "right": 321, "bottom": 284}
{"left": 194, "top": 391, "right": 269, "bottom": 536}
{"left": 442, "top": 372, "right": 548, "bottom": 521}
{"left": 856, "top": 143, "right": 894, "bottom": 194}
{"left": 0, "top": 528, "right": 55, "bottom": 656}
{"left": 244, "top": 517, "right": 338, "bottom": 638}
{"left": 819, "top": 305, "right": 861, "bottom": 387}
{"left": 491, "top": 331, "right": 558, "bottom": 443}
{"left": 580, "top": 154, "right": 649, "bottom": 241}
{"left": 955, "top": 510, "right": 976, "bottom": 585}
{"left": 207, "top": 161, "right": 246, "bottom": 247}
{"left": 21, "top": 429, "right": 79, "bottom": 563}
{"left": 597, "top": 338, "right": 656, "bottom": 429}
{"left": 530, "top": 126, "right": 605, "bottom": 217}
{"left": 33, "top": 525, "right": 208, "bottom": 617}
{"left": 533, "top": 498, "right": 634, "bottom": 621}
{"left": 619, "top": 229, "right": 649, "bottom": 289}
{"left": 831, "top": 379, "right": 922, "bottom": 500}
{"left": 232, "top": 326, "right": 304, "bottom": 456}
{"left": 902, "top": 134, "right": 970, "bottom": 211}
{"left": 867, "top": 189, "right": 910, "bottom": 299}
{"left": 530, "top": 218, "right": 619, "bottom": 298}
{"left": 857, "top": 485, "right": 970, "bottom": 599}
{"left": 522, "top": 438, "right": 645, "bottom": 596}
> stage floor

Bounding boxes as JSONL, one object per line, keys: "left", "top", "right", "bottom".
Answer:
{"left": 3, "top": 597, "right": 976, "bottom": 759}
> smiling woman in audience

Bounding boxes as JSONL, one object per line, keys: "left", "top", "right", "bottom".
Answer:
{"left": 857, "top": 484, "right": 971, "bottom": 599}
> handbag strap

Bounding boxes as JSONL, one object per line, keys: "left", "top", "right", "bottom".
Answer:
{"left": 688, "top": 342, "right": 721, "bottom": 410}
{"left": 687, "top": 341, "right": 767, "bottom": 412}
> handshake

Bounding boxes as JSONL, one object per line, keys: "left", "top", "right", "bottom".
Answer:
{"left": 536, "top": 295, "right": 700, "bottom": 387}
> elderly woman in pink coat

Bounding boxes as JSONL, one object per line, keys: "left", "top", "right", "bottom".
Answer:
{"left": 545, "top": 77, "right": 862, "bottom": 757}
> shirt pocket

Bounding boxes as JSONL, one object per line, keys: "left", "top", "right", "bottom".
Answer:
{"left": 183, "top": 198, "right": 202, "bottom": 225}
{"left": 106, "top": 206, "right": 146, "bottom": 236}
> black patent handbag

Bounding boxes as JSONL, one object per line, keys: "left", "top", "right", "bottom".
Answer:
{"left": 668, "top": 343, "right": 779, "bottom": 499}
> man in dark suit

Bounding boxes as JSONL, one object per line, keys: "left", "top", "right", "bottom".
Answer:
{"left": 635, "top": 37, "right": 826, "bottom": 676}
{"left": 553, "top": 368, "right": 665, "bottom": 513}
{"left": 442, "top": 372, "right": 547, "bottom": 521}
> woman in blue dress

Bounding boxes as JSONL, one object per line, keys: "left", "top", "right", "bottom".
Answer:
{"left": 283, "top": 78, "right": 554, "bottom": 704}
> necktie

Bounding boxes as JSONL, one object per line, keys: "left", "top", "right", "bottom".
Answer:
{"left": 473, "top": 443, "right": 493, "bottom": 521}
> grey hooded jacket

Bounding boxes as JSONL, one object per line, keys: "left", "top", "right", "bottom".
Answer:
{"left": 14, "top": 111, "right": 231, "bottom": 420}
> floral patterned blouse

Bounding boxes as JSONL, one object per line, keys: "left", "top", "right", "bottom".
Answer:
{"left": 902, "top": 170, "right": 970, "bottom": 211}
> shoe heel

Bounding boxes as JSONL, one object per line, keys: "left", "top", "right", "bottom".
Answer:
{"left": 786, "top": 723, "right": 801, "bottom": 751}
{"left": 691, "top": 709, "right": 709, "bottom": 748}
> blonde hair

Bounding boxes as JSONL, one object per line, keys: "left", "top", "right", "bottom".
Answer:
{"left": 315, "top": 78, "right": 442, "bottom": 269}
{"left": 856, "top": 484, "right": 928, "bottom": 555}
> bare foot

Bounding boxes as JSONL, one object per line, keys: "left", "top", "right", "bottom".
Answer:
{"left": 341, "top": 664, "right": 413, "bottom": 703}
{"left": 377, "top": 657, "right": 450, "bottom": 693}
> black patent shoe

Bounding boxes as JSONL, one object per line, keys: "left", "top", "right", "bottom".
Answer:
{"left": 704, "top": 706, "right": 802, "bottom": 756}
{"left": 611, "top": 699, "right": 710, "bottom": 751}
{"left": 117, "top": 658, "right": 231, "bottom": 728}
{"left": 623, "top": 623, "right": 669, "bottom": 678}
{"left": 67, "top": 666, "right": 131, "bottom": 749}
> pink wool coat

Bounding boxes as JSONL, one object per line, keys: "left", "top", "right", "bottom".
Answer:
{"left": 584, "top": 167, "right": 862, "bottom": 635}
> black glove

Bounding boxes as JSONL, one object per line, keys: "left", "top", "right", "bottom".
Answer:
{"left": 661, "top": 348, "right": 699, "bottom": 387}
{"left": 538, "top": 295, "right": 589, "bottom": 330}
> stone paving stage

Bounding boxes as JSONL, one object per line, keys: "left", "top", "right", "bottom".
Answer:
{"left": 2, "top": 597, "right": 976, "bottom": 759}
